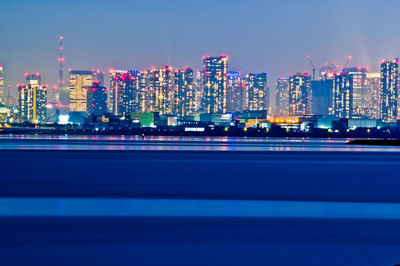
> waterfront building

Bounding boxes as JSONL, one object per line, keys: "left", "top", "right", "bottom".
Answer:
{"left": 174, "top": 67, "right": 194, "bottom": 117}
{"left": 69, "top": 70, "right": 93, "bottom": 112}
{"left": 202, "top": 56, "right": 228, "bottom": 114}
{"left": 365, "top": 72, "right": 380, "bottom": 119}
{"left": 246, "top": 73, "right": 267, "bottom": 111}
{"left": 17, "top": 73, "right": 47, "bottom": 123}
{"left": 147, "top": 66, "right": 174, "bottom": 115}
{"left": 311, "top": 79, "right": 333, "bottom": 115}
{"left": 379, "top": 58, "right": 399, "bottom": 122}
{"left": 332, "top": 72, "right": 353, "bottom": 118}
{"left": 344, "top": 67, "right": 367, "bottom": 117}
{"left": 226, "top": 71, "right": 244, "bottom": 113}
{"left": 86, "top": 81, "right": 107, "bottom": 116}
{"left": 288, "top": 72, "right": 311, "bottom": 116}
{"left": 109, "top": 69, "right": 147, "bottom": 116}
{"left": 275, "top": 77, "right": 289, "bottom": 116}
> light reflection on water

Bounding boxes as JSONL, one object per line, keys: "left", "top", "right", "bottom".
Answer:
{"left": 0, "top": 134, "right": 399, "bottom": 152}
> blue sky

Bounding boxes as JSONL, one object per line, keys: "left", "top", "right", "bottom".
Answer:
{"left": 1, "top": 0, "right": 400, "bottom": 94}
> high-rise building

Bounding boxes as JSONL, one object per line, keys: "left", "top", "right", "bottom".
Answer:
{"left": 174, "top": 67, "right": 194, "bottom": 117}
{"left": 332, "top": 72, "right": 352, "bottom": 118}
{"left": 311, "top": 79, "right": 333, "bottom": 115}
{"left": 86, "top": 81, "right": 107, "bottom": 116}
{"left": 147, "top": 66, "right": 174, "bottom": 115}
{"left": 0, "top": 64, "right": 4, "bottom": 104}
{"left": 109, "top": 69, "right": 146, "bottom": 116}
{"left": 380, "top": 58, "right": 399, "bottom": 122}
{"left": 18, "top": 73, "right": 47, "bottom": 123}
{"left": 202, "top": 56, "right": 228, "bottom": 114}
{"left": 344, "top": 67, "right": 367, "bottom": 117}
{"left": 365, "top": 72, "right": 380, "bottom": 119}
{"left": 246, "top": 73, "right": 267, "bottom": 111}
{"left": 288, "top": 72, "right": 311, "bottom": 116}
{"left": 275, "top": 77, "right": 289, "bottom": 116}
{"left": 226, "top": 71, "right": 244, "bottom": 113}
{"left": 193, "top": 70, "right": 204, "bottom": 114}
{"left": 69, "top": 70, "right": 93, "bottom": 113}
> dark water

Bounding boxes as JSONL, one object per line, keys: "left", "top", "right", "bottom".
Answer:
{"left": 1, "top": 135, "right": 400, "bottom": 265}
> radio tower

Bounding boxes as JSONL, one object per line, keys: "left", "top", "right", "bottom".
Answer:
{"left": 57, "top": 36, "right": 65, "bottom": 103}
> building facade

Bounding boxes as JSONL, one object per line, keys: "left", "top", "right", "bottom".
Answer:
{"left": 18, "top": 73, "right": 47, "bottom": 123}
{"left": 311, "top": 79, "right": 333, "bottom": 115}
{"left": 380, "top": 58, "right": 399, "bottom": 122}
{"left": 275, "top": 77, "right": 289, "bottom": 116}
{"left": 69, "top": 70, "right": 93, "bottom": 112}
{"left": 344, "top": 67, "right": 367, "bottom": 117}
{"left": 174, "top": 67, "right": 194, "bottom": 117}
{"left": 332, "top": 73, "right": 353, "bottom": 118}
{"left": 109, "top": 70, "right": 146, "bottom": 116}
{"left": 288, "top": 72, "right": 311, "bottom": 116}
{"left": 226, "top": 71, "right": 244, "bottom": 113}
{"left": 246, "top": 73, "right": 267, "bottom": 111}
{"left": 86, "top": 81, "right": 107, "bottom": 116}
{"left": 202, "top": 56, "right": 228, "bottom": 114}
{"left": 147, "top": 66, "right": 174, "bottom": 115}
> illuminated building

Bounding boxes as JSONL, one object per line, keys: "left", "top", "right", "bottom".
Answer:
{"left": 147, "top": 66, "right": 174, "bottom": 115}
{"left": 246, "top": 73, "right": 267, "bottom": 111}
{"left": 193, "top": 70, "right": 203, "bottom": 113}
{"left": 174, "top": 67, "right": 194, "bottom": 117}
{"left": 380, "top": 58, "right": 399, "bottom": 122}
{"left": 68, "top": 70, "right": 93, "bottom": 112}
{"left": 311, "top": 79, "right": 333, "bottom": 115}
{"left": 344, "top": 67, "right": 367, "bottom": 117}
{"left": 86, "top": 81, "right": 107, "bottom": 116}
{"left": 17, "top": 73, "right": 47, "bottom": 123}
{"left": 202, "top": 56, "right": 228, "bottom": 114}
{"left": 0, "top": 64, "right": 4, "bottom": 104}
{"left": 275, "top": 77, "right": 289, "bottom": 116}
{"left": 109, "top": 69, "right": 147, "bottom": 116}
{"left": 365, "top": 72, "right": 380, "bottom": 119}
{"left": 332, "top": 72, "right": 352, "bottom": 118}
{"left": 288, "top": 72, "right": 311, "bottom": 116}
{"left": 226, "top": 71, "right": 244, "bottom": 113}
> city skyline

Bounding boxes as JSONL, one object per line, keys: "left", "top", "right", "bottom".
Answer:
{"left": 2, "top": 0, "right": 400, "bottom": 98}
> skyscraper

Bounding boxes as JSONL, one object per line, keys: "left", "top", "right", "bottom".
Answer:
{"left": 311, "top": 79, "right": 333, "bottom": 115}
{"left": 202, "top": 56, "right": 228, "bottom": 114}
{"left": 288, "top": 72, "right": 311, "bottom": 116}
{"left": 18, "top": 73, "right": 47, "bottom": 123}
{"left": 147, "top": 66, "right": 174, "bottom": 115}
{"left": 109, "top": 69, "right": 146, "bottom": 116}
{"left": 69, "top": 70, "right": 93, "bottom": 113}
{"left": 365, "top": 72, "right": 380, "bottom": 119}
{"left": 174, "top": 67, "right": 194, "bottom": 117}
{"left": 275, "top": 77, "right": 289, "bottom": 116}
{"left": 226, "top": 71, "right": 244, "bottom": 113}
{"left": 380, "top": 58, "right": 399, "bottom": 122}
{"left": 86, "top": 81, "right": 107, "bottom": 116}
{"left": 344, "top": 67, "right": 367, "bottom": 117}
{"left": 246, "top": 73, "right": 267, "bottom": 111}
{"left": 0, "top": 64, "right": 4, "bottom": 104}
{"left": 332, "top": 72, "right": 353, "bottom": 118}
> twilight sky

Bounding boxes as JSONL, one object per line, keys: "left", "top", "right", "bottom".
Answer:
{"left": 1, "top": 0, "right": 400, "bottom": 97}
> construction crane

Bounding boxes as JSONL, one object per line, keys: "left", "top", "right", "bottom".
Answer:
{"left": 342, "top": 55, "right": 352, "bottom": 71}
{"left": 306, "top": 56, "right": 316, "bottom": 80}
